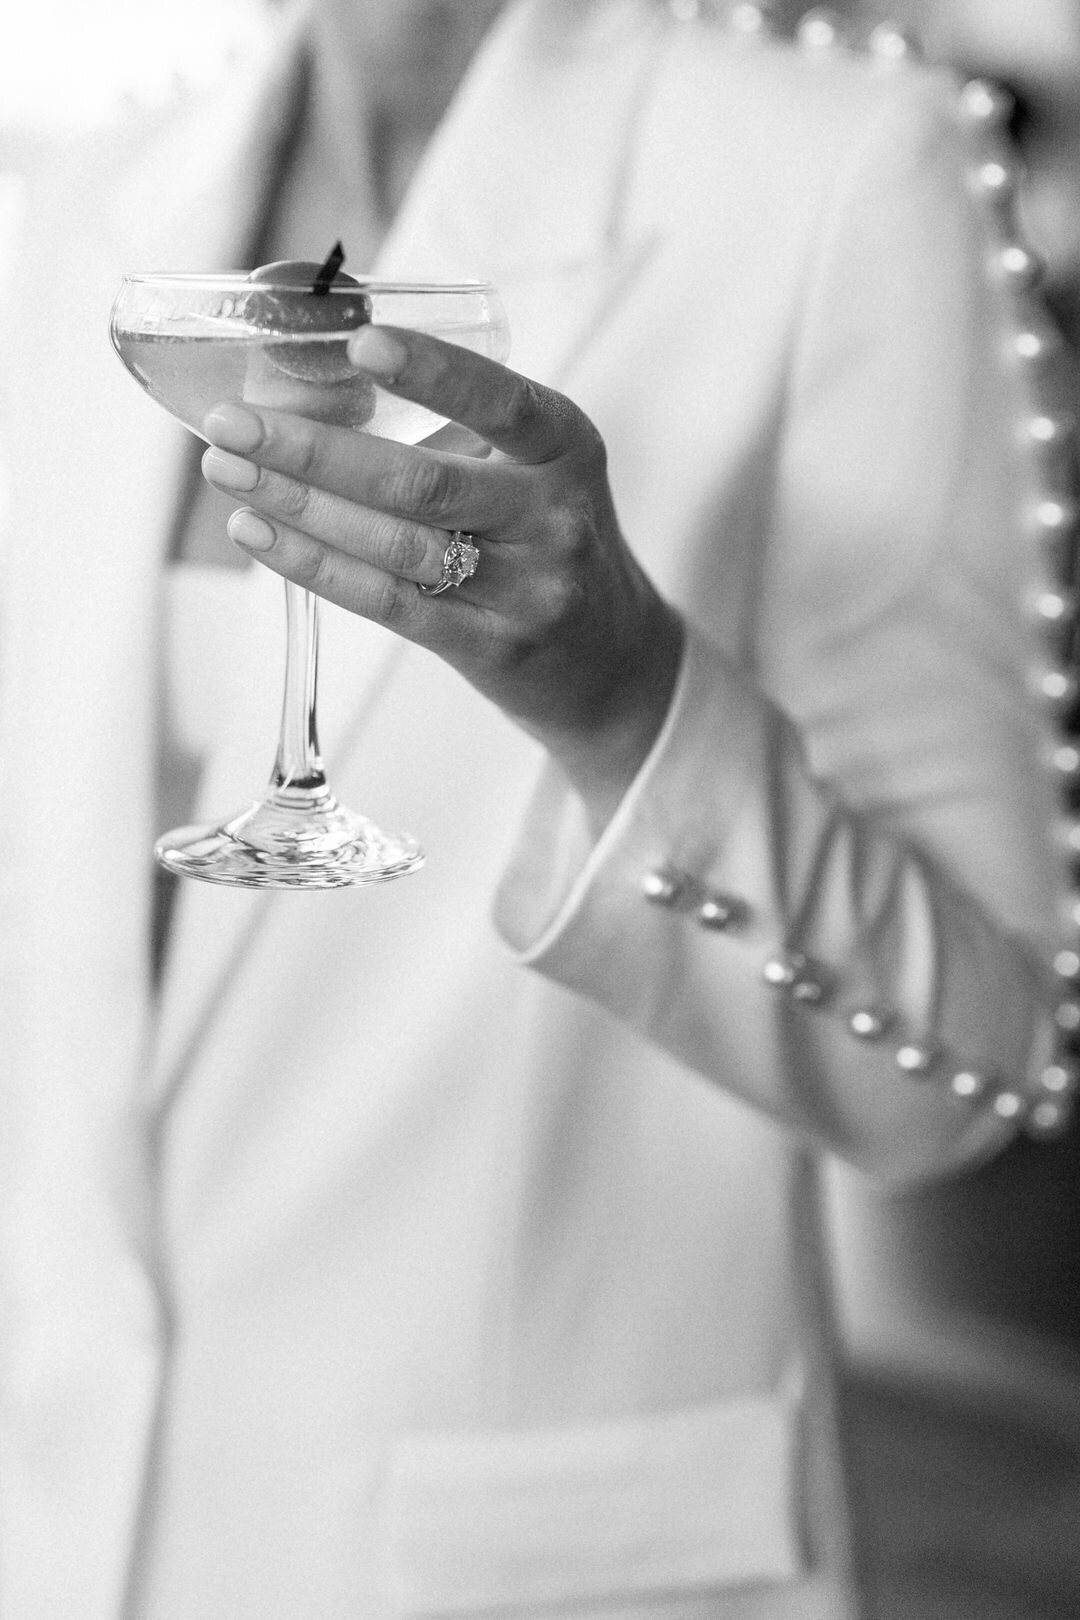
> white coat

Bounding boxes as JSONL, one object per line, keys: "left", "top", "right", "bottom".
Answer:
{"left": 0, "top": 2, "right": 1068, "bottom": 1616}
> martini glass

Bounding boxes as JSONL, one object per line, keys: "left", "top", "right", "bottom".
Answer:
{"left": 110, "top": 271, "right": 509, "bottom": 889}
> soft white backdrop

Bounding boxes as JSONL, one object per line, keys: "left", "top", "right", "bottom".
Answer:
{"left": 0, "top": 0, "right": 270, "bottom": 133}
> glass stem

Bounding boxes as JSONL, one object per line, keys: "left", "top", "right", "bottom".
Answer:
{"left": 270, "top": 582, "right": 330, "bottom": 804}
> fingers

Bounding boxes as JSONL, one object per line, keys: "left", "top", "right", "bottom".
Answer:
{"left": 203, "top": 401, "right": 517, "bottom": 535}
{"left": 223, "top": 507, "right": 497, "bottom": 650}
{"left": 346, "top": 326, "right": 585, "bottom": 465}
{"left": 202, "top": 447, "right": 458, "bottom": 587}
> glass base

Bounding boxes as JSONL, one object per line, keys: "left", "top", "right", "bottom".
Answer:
{"left": 154, "top": 792, "right": 424, "bottom": 890}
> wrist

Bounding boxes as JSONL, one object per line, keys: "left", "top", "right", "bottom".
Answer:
{"left": 552, "top": 604, "right": 685, "bottom": 838}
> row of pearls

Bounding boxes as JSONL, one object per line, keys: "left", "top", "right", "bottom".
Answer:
{"left": 661, "top": 4, "right": 1080, "bottom": 1142}
{"left": 642, "top": 867, "right": 1057, "bottom": 1126}
{"left": 960, "top": 77, "right": 1080, "bottom": 1141}
{"left": 665, "top": 1, "right": 924, "bottom": 63}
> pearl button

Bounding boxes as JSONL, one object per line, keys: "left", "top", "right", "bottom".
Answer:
{"left": 763, "top": 952, "right": 804, "bottom": 989}
{"left": 792, "top": 975, "right": 829, "bottom": 1005}
{"left": 867, "top": 22, "right": 921, "bottom": 63}
{"left": 950, "top": 1069, "right": 990, "bottom": 1101}
{"left": 1054, "top": 999, "right": 1080, "bottom": 1032}
{"left": 1039, "top": 1062, "right": 1080, "bottom": 1096}
{"left": 960, "top": 79, "right": 1013, "bottom": 127}
{"left": 642, "top": 868, "right": 686, "bottom": 906}
{"left": 796, "top": 9, "right": 844, "bottom": 51}
{"left": 729, "top": 2, "right": 772, "bottom": 34}
{"left": 848, "top": 1008, "right": 890, "bottom": 1041}
{"left": 993, "top": 1090, "right": 1026, "bottom": 1119}
{"left": 697, "top": 893, "right": 750, "bottom": 931}
{"left": 999, "top": 244, "right": 1043, "bottom": 286}
{"left": 896, "top": 1042, "right": 938, "bottom": 1075}
{"left": 1027, "top": 1097, "right": 1073, "bottom": 1140}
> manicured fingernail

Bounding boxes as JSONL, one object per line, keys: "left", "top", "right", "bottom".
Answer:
{"left": 227, "top": 509, "right": 275, "bottom": 551}
{"left": 203, "top": 448, "right": 258, "bottom": 491}
{"left": 347, "top": 326, "right": 408, "bottom": 380}
{"left": 203, "top": 403, "right": 264, "bottom": 452}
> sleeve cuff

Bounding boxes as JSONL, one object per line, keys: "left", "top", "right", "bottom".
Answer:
{"left": 494, "top": 625, "right": 766, "bottom": 963}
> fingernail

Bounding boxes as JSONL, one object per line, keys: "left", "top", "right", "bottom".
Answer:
{"left": 203, "top": 403, "right": 264, "bottom": 452}
{"left": 228, "top": 509, "right": 275, "bottom": 551}
{"left": 203, "top": 448, "right": 258, "bottom": 491}
{"left": 347, "top": 326, "right": 408, "bottom": 380}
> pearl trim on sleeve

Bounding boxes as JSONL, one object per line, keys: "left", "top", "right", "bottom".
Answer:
{"left": 658, "top": 3, "right": 1080, "bottom": 1142}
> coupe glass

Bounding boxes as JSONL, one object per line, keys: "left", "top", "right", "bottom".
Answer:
{"left": 110, "top": 272, "right": 509, "bottom": 889}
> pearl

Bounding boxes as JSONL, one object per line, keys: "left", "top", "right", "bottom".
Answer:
{"left": 697, "top": 893, "right": 750, "bottom": 931}
{"left": 975, "top": 159, "right": 1015, "bottom": 197}
{"left": 848, "top": 1008, "right": 891, "bottom": 1042}
{"left": 1054, "top": 999, "right": 1080, "bottom": 1032}
{"left": 896, "top": 1042, "right": 939, "bottom": 1075}
{"left": 763, "top": 952, "right": 804, "bottom": 989}
{"left": 1054, "top": 949, "right": 1080, "bottom": 982}
{"left": 791, "top": 975, "right": 829, "bottom": 1005}
{"left": 1015, "top": 330, "right": 1053, "bottom": 361}
{"left": 998, "top": 244, "right": 1043, "bottom": 286}
{"left": 1036, "top": 498, "right": 1077, "bottom": 532}
{"left": 959, "top": 79, "right": 1014, "bottom": 128}
{"left": 992, "top": 1089, "right": 1025, "bottom": 1119}
{"left": 1027, "top": 413, "right": 1073, "bottom": 445}
{"left": 642, "top": 868, "right": 686, "bottom": 905}
{"left": 728, "top": 2, "right": 772, "bottom": 34}
{"left": 950, "top": 1069, "right": 990, "bottom": 1101}
{"left": 1051, "top": 743, "right": 1080, "bottom": 778}
{"left": 1039, "top": 1061, "right": 1080, "bottom": 1096}
{"left": 1034, "top": 588, "right": 1076, "bottom": 625}
{"left": 1026, "top": 1097, "right": 1073, "bottom": 1140}
{"left": 796, "top": 9, "right": 844, "bottom": 52}
{"left": 1035, "top": 667, "right": 1079, "bottom": 708}
{"left": 867, "top": 21, "right": 921, "bottom": 63}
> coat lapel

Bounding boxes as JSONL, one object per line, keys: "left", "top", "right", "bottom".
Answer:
{"left": 376, "top": 0, "right": 669, "bottom": 387}
{"left": 0, "top": 20, "right": 319, "bottom": 1618}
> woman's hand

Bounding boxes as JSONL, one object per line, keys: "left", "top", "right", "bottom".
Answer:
{"left": 201, "top": 324, "right": 684, "bottom": 832}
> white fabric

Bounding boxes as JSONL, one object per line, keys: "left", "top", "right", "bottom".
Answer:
{"left": 0, "top": 2, "right": 1065, "bottom": 1617}
{"left": 158, "top": 563, "right": 262, "bottom": 830}
{"left": 384, "top": 1392, "right": 801, "bottom": 1614}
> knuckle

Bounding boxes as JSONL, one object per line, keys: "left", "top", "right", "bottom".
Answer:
{"left": 546, "top": 497, "right": 591, "bottom": 561}
{"left": 538, "top": 571, "right": 586, "bottom": 633}
{"left": 502, "top": 375, "right": 546, "bottom": 440}
{"left": 575, "top": 414, "right": 607, "bottom": 474}
{"left": 366, "top": 570, "right": 413, "bottom": 629}
{"left": 388, "top": 455, "right": 463, "bottom": 522}
{"left": 291, "top": 536, "right": 333, "bottom": 591}
{"left": 276, "top": 475, "right": 313, "bottom": 524}
{"left": 383, "top": 521, "right": 429, "bottom": 578}
{"left": 286, "top": 418, "right": 322, "bottom": 481}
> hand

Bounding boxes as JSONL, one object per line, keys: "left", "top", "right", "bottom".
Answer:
{"left": 201, "top": 325, "right": 684, "bottom": 831}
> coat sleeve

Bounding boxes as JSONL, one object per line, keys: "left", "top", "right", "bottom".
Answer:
{"left": 493, "top": 66, "right": 1074, "bottom": 1185}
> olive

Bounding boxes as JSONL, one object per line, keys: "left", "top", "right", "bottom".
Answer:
{"left": 244, "top": 258, "right": 372, "bottom": 384}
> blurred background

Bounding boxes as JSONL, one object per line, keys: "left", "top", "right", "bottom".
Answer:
{"left": 3, "top": 2, "right": 1079, "bottom": 1616}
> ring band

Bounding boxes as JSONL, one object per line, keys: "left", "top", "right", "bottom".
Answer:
{"left": 418, "top": 532, "right": 480, "bottom": 595}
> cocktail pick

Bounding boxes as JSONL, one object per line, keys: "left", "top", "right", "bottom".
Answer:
{"left": 312, "top": 241, "right": 346, "bottom": 296}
